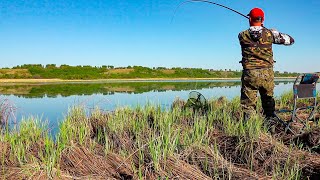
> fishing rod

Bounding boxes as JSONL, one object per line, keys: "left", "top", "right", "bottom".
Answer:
{"left": 172, "top": 0, "right": 249, "bottom": 23}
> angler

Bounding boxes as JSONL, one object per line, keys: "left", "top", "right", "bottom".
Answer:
{"left": 174, "top": 1, "right": 296, "bottom": 133}
{"left": 239, "top": 8, "right": 294, "bottom": 133}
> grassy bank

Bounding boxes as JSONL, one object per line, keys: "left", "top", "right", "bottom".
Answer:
{"left": 1, "top": 93, "right": 320, "bottom": 179}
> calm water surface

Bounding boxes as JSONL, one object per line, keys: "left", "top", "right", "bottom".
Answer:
{"left": 1, "top": 79, "right": 318, "bottom": 134}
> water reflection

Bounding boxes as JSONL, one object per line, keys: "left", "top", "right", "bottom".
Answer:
{"left": 0, "top": 80, "right": 294, "bottom": 98}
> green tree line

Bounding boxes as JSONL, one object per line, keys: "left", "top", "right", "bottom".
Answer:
{"left": 0, "top": 64, "right": 299, "bottom": 79}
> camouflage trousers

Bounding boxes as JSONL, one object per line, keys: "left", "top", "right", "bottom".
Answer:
{"left": 241, "top": 68, "right": 276, "bottom": 118}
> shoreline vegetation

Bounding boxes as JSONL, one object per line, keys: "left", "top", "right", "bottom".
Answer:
{"left": 0, "top": 77, "right": 296, "bottom": 83}
{"left": 0, "top": 64, "right": 299, "bottom": 81}
{"left": 1, "top": 93, "right": 320, "bottom": 179}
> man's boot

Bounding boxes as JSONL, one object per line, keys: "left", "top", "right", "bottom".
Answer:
{"left": 262, "top": 96, "right": 278, "bottom": 134}
{"left": 262, "top": 96, "right": 275, "bottom": 115}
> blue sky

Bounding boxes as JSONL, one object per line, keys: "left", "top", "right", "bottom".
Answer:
{"left": 0, "top": 0, "right": 319, "bottom": 72}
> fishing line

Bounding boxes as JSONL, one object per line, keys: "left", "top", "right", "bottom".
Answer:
{"left": 171, "top": 0, "right": 249, "bottom": 24}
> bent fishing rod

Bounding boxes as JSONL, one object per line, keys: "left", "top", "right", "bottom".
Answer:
{"left": 172, "top": 0, "right": 249, "bottom": 23}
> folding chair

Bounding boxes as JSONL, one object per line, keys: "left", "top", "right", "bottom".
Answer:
{"left": 275, "top": 73, "right": 319, "bottom": 134}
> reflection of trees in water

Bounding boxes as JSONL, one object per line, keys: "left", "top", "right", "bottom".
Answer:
{"left": 0, "top": 80, "right": 296, "bottom": 98}
{"left": 275, "top": 81, "right": 291, "bottom": 85}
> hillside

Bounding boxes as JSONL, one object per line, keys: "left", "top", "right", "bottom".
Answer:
{"left": 0, "top": 64, "right": 300, "bottom": 80}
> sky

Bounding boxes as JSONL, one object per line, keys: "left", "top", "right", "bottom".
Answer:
{"left": 0, "top": 0, "right": 319, "bottom": 72}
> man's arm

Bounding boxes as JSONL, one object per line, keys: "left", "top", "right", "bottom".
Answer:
{"left": 270, "top": 29, "right": 295, "bottom": 45}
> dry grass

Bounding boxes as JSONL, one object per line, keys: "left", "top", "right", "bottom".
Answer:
{"left": 0, "top": 69, "right": 32, "bottom": 77}
{"left": 0, "top": 98, "right": 16, "bottom": 128}
{"left": 162, "top": 156, "right": 211, "bottom": 179}
{"left": 160, "top": 69, "right": 175, "bottom": 75}
{"left": 183, "top": 146, "right": 270, "bottom": 179}
{"left": 60, "top": 145, "right": 133, "bottom": 179}
{"left": 105, "top": 69, "right": 135, "bottom": 74}
{"left": 213, "top": 131, "right": 320, "bottom": 178}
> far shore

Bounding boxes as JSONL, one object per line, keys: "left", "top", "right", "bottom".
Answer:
{"left": 0, "top": 77, "right": 296, "bottom": 84}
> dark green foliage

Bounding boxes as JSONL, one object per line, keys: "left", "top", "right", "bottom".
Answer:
{"left": 15, "top": 64, "right": 105, "bottom": 79}
{"left": 5, "top": 64, "right": 300, "bottom": 80}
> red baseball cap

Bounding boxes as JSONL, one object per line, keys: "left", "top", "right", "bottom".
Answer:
{"left": 248, "top": 8, "right": 264, "bottom": 21}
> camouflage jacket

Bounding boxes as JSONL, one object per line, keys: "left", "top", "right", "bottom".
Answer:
{"left": 238, "top": 26, "right": 295, "bottom": 70}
